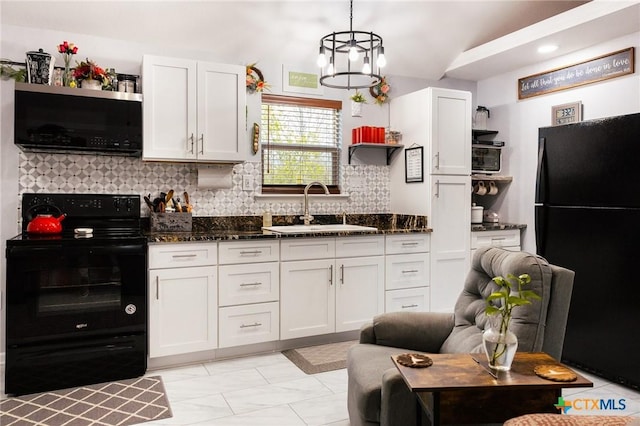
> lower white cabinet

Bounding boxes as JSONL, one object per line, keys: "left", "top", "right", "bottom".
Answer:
{"left": 218, "top": 240, "right": 280, "bottom": 347}
{"left": 280, "top": 236, "right": 385, "bottom": 340}
{"left": 384, "top": 234, "right": 430, "bottom": 312}
{"left": 148, "top": 243, "right": 218, "bottom": 358}
{"left": 148, "top": 265, "right": 218, "bottom": 358}
{"left": 471, "top": 229, "right": 521, "bottom": 259}
{"left": 219, "top": 302, "right": 279, "bottom": 348}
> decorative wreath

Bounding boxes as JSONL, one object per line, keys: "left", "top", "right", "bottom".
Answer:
{"left": 246, "top": 63, "right": 269, "bottom": 93}
{"left": 370, "top": 76, "right": 390, "bottom": 105}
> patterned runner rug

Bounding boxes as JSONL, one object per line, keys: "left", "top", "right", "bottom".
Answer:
{"left": 282, "top": 340, "right": 358, "bottom": 374}
{"left": 0, "top": 376, "right": 172, "bottom": 426}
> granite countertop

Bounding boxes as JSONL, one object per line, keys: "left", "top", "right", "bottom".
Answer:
{"left": 147, "top": 213, "right": 432, "bottom": 243}
{"left": 471, "top": 222, "right": 527, "bottom": 232}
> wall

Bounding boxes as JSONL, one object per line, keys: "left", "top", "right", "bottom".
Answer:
{"left": 476, "top": 32, "right": 640, "bottom": 252}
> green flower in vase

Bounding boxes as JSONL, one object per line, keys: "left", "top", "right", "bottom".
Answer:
{"left": 57, "top": 41, "right": 78, "bottom": 87}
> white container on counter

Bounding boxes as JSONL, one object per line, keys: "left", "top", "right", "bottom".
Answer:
{"left": 471, "top": 203, "right": 484, "bottom": 224}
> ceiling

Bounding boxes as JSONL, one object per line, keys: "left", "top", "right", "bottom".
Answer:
{"left": 1, "top": 1, "right": 639, "bottom": 82}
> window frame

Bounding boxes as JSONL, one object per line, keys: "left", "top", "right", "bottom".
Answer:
{"left": 261, "top": 94, "right": 342, "bottom": 195}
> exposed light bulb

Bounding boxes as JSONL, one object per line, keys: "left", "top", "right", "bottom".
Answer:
{"left": 362, "top": 56, "right": 371, "bottom": 74}
{"left": 348, "top": 40, "right": 359, "bottom": 61}
{"left": 317, "top": 46, "right": 327, "bottom": 67}
{"left": 376, "top": 46, "right": 386, "bottom": 68}
{"left": 327, "top": 57, "right": 334, "bottom": 75}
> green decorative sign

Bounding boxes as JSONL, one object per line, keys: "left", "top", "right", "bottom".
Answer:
{"left": 288, "top": 71, "right": 318, "bottom": 89}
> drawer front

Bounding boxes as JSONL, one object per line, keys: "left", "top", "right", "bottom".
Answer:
{"left": 335, "top": 235, "right": 384, "bottom": 258}
{"left": 219, "top": 263, "right": 279, "bottom": 306}
{"left": 385, "top": 234, "right": 430, "bottom": 254}
{"left": 385, "top": 253, "right": 430, "bottom": 290}
{"left": 385, "top": 287, "right": 429, "bottom": 313}
{"left": 471, "top": 230, "right": 520, "bottom": 249}
{"left": 281, "top": 238, "right": 335, "bottom": 261}
{"left": 218, "top": 302, "right": 279, "bottom": 348}
{"left": 148, "top": 243, "right": 217, "bottom": 269}
{"left": 218, "top": 240, "right": 279, "bottom": 264}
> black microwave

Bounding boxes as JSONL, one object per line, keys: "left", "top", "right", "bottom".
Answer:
{"left": 472, "top": 144, "right": 502, "bottom": 174}
{"left": 14, "top": 83, "right": 142, "bottom": 156}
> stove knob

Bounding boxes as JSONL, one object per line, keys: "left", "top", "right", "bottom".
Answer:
{"left": 125, "top": 198, "right": 134, "bottom": 211}
{"left": 113, "top": 198, "right": 121, "bottom": 210}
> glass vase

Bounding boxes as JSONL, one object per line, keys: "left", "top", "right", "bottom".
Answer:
{"left": 482, "top": 317, "right": 518, "bottom": 371}
{"left": 62, "top": 54, "right": 72, "bottom": 87}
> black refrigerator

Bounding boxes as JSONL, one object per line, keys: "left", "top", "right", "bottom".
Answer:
{"left": 536, "top": 112, "right": 640, "bottom": 390}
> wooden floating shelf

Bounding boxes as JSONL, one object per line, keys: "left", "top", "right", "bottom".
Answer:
{"left": 471, "top": 174, "right": 513, "bottom": 182}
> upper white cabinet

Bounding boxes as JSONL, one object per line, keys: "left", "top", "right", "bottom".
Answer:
{"left": 142, "top": 55, "right": 246, "bottom": 163}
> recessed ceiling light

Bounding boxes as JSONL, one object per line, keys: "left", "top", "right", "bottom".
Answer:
{"left": 538, "top": 44, "right": 559, "bottom": 54}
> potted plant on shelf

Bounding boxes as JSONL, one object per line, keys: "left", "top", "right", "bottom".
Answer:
{"left": 483, "top": 273, "right": 540, "bottom": 371}
{"left": 73, "top": 58, "right": 108, "bottom": 90}
{"left": 350, "top": 90, "right": 366, "bottom": 117}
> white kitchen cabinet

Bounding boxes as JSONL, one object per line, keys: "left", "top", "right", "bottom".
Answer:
{"left": 430, "top": 175, "right": 471, "bottom": 312}
{"left": 142, "top": 55, "right": 246, "bottom": 162}
{"left": 218, "top": 240, "right": 280, "bottom": 347}
{"left": 385, "top": 234, "right": 430, "bottom": 312}
{"left": 390, "top": 87, "right": 471, "bottom": 313}
{"left": 148, "top": 243, "right": 217, "bottom": 358}
{"left": 280, "top": 236, "right": 384, "bottom": 339}
{"left": 471, "top": 229, "right": 521, "bottom": 258}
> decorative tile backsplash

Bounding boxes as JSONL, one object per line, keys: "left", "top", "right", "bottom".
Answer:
{"left": 18, "top": 152, "right": 390, "bottom": 216}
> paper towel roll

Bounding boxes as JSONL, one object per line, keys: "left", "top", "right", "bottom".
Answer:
{"left": 197, "top": 165, "right": 233, "bottom": 189}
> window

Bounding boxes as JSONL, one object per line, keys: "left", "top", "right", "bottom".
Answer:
{"left": 261, "top": 94, "right": 342, "bottom": 194}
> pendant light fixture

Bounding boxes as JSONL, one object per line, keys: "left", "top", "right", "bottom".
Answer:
{"left": 317, "top": 0, "right": 386, "bottom": 89}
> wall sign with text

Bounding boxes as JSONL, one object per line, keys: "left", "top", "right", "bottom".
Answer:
{"left": 518, "top": 47, "right": 634, "bottom": 99}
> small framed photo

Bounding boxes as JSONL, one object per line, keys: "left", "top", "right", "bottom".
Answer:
{"left": 552, "top": 101, "right": 582, "bottom": 126}
{"left": 282, "top": 64, "right": 324, "bottom": 95}
{"left": 405, "top": 146, "right": 424, "bottom": 183}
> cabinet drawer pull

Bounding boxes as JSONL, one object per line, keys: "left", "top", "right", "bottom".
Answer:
{"left": 402, "top": 304, "right": 419, "bottom": 309}
{"left": 401, "top": 269, "right": 419, "bottom": 274}
{"left": 240, "top": 282, "right": 262, "bottom": 287}
{"left": 171, "top": 254, "right": 198, "bottom": 259}
{"left": 401, "top": 242, "right": 419, "bottom": 246}
{"left": 491, "top": 237, "right": 507, "bottom": 241}
{"left": 240, "top": 250, "right": 263, "bottom": 256}
{"left": 240, "top": 322, "right": 262, "bottom": 328}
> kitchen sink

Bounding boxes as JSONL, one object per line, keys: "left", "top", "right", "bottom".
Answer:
{"left": 262, "top": 224, "right": 378, "bottom": 234}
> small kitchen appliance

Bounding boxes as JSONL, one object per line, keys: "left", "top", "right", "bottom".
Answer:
{"left": 472, "top": 144, "right": 502, "bottom": 174}
{"left": 5, "top": 193, "right": 147, "bottom": 395}
{"left": 483, "top": 209, "right": 500, "bottom": 223}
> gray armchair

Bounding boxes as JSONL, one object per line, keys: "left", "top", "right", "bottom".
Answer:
{"left": 347, "top": 247, "right": 575, "bottom": 426}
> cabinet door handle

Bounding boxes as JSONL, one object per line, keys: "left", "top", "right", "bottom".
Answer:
{"left": 172, "top": 254, "right": 197, "bottom": 259}
{"left": 189, "top": 133, "right": 195, "bottom": 154}
{"left": 240, "top": 322, "right": 262, "bottom": 328}
{"left": 156, "top": 276, "right": 159, "bottom": 300}
{"left": 435, "top": 152, "right": 440, "bottom": 169}
{"left": 240, "top": 250, "right": 263, "bottom": 256}
{"left": 401, "top": 269, "right": 419, "bottom": 274}
{"left": 199, "top": 134, "right": 204, "bottom": 154}
{"left": 240, "top": 282, "right": 262, "bottom": 287}
{"left": 340, "top": 264, "right": 344, "bottom": 285}
{"left": 435, "top": 180, "right": 440, "bottom": 198}
{"left": 402, "top": 304, "right": 419, "bottom": 309}
{"left": 329, "top": 264, "right": 333, "bottom": 286}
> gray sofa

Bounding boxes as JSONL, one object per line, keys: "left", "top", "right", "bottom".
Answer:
{"left": 347, "top": 247, "right": 576, "bottom": 426}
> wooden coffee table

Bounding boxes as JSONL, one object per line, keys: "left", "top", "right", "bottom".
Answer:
{"left": 392, "top": 352, "right": 593, "bottom": 426}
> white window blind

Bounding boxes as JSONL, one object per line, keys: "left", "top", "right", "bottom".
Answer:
{"left": 261, "top": 95, "right": 342, "bottom": 194}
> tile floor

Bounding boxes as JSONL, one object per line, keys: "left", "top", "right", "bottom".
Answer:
{"left": 1, "top": 352, "right": 639, "bottom": 425}
{"left": 141, "top": 352, "right": 640, "bottom": 425}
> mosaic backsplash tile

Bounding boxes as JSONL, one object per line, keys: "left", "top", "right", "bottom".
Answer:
{"left": 18, "top": 152, "right": 390, "bottom": 217}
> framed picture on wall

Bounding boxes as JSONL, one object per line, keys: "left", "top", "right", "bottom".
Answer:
{"left": 405, "top": 146, "right": 423, "bottom": 183}
{"left": 282, "top": 64, "right": 324, "bottom": 95}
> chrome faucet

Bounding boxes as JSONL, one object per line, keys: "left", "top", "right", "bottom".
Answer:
{"left": 301, "top": 181, "right": 330, "bottom": 225}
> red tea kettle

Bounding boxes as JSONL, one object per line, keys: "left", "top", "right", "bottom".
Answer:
{"left": 27, "top": 214, "right": 66, "bottom": 234}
